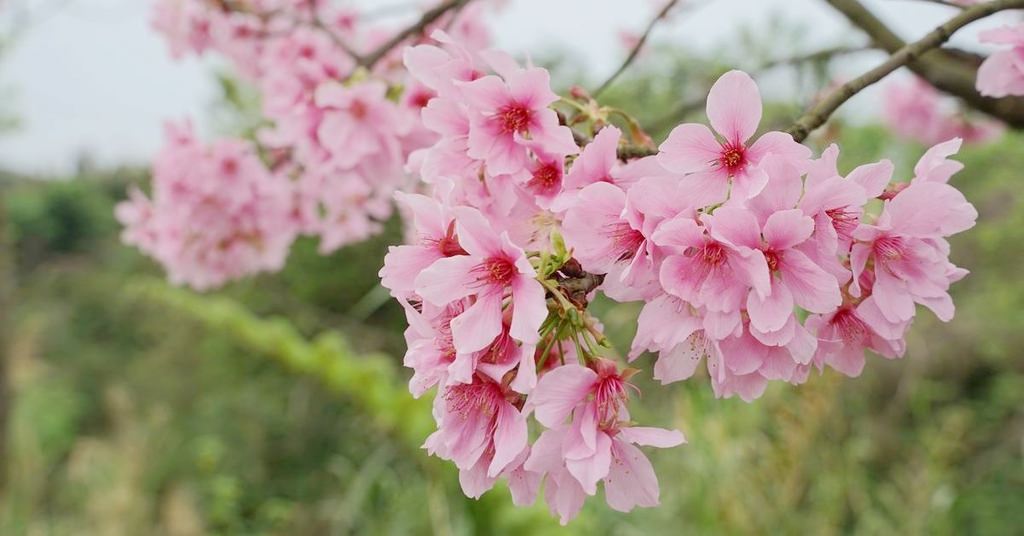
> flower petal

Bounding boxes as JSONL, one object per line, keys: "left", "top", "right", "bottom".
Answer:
{"left": 706, "top": 70, "right": 762, "bottom": 145}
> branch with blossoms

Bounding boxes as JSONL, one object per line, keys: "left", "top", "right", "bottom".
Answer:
{"left": 117, "top": 0, "right": 1024, "bottom": 525}
{"left": 826, "top": 0, "right": 1024, "bottom": 127}
{"left": 788, "top": 0, "right": 1024, "bottom": 141}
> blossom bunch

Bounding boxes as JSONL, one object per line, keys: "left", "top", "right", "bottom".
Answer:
{"left": 134, "top": 0, "right": 491, "bottom": 287}
{"left": 977, "top": 22, "right": 1024, "bottom": 97}
{"left": 116, "top": 121, "right": 297, "bottom": 290}
{"left": 883, "top": 76, "right": 1002, "bottom": 145}
{"left": 381, "top": 43, "right": 977, "bottom": 521}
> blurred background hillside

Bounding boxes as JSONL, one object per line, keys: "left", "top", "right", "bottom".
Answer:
{"left": 2, "top": 2, "right": 1024, "bottom": 535}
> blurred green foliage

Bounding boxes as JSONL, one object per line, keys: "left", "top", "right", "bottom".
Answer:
{"left": 1, "top": 54, "right": 1022, "bottom": 536}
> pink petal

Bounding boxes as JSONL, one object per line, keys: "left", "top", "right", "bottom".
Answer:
{"left": 510, "top": 276, "right": 547, "bottom": 344}
{"left": 450, "top": 292, "right": 504, "bottom": 353}
{"left": 414, "top": 255, "right": 479, "bottom": 306}
{"left": 780, "top": 249, "right": 842, "bottom": 313}
{"left": 747, "top": 282, "right": 794, "bottom": 334}
{"left": 746, "top": 131, "right": 812, "bottom": 164}
{"left": 604, "top": 439, "right": 660, "bottom": 512}
{"left": 380, "top": 245, "right": 444, "bottom": 296}
{"left": 848, "top": 159, "right": 895, "bottom": 197}
{"left": 507, "top": 67, "right": 559, "bottom": 108}
{"left": 524, "top": 427, "right": 567, "bottom": 474}
{"left": 566, "top": 431, "right": 612, "bottom": 495}
{"left": 460, "top": 75, "right": 509, "bottom": 112}
{"left": 658, "top": 123, "right": 721, "bottom": 173}
{"left": 706, "top": 206, "right": 762, "bottom": 250}
{"left": 489, "top": 403, "right": 528, "bottom": 476}
{"left": 618, "top": 427, "right": 687, "bottom": 448}
{"left": 529, "top": 365, "right": 597, "bottom": 427}
{"left": 763, "top": 209, "right": 814, "bottom": 250}
{"left": 706, "top": 70, "right": 762, "bottom": 145}
{"left": 510, "top": 343, "right": 538, "bottom": 394}
{"left": 653, "top": 342, "right": 704, "bottom": 384}
{"left": 651, "top": 215, "right": 704, "bottom": 250}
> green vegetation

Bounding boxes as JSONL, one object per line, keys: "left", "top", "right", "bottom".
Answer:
{"left": 1, "top": 65, "right": 1021, "bottom": 533}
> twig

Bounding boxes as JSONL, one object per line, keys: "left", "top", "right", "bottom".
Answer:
{"left": 311, "top": 15, "right": 366, "bottom": 63}
{"left": 593, "top": 0, "right": 682, "bottom": 98}
{"left": 359, "top": 0, "right": 472, "bottom": 69}
{"left": 899, "top": 0, "right": 967, "bottom": 8}
{"left": 825, "top": 0, "right": 1024, "bottom": 129}
{"left": 787, "top": 0, "right": 1024, "bottom": 142}
{"left": 647, "top": 45, "right": 871, "bottom": 134}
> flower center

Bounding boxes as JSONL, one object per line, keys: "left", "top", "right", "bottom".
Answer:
{"left": 826, "top": 207, "right": 859, "bottom": 239}
{"left": 409, "top": 89, "right": 434, "bottom": 109}
{"left": 764, "top": 249, "right": 781, "bottom": 272}
{"left": 350, "top": 100, "right": 368, "bottom": 120}
{"left": 480, "top": 328, "right": 515, "bottom": 364}
{"left": 874, "top": 236, "right": 905, "bottom": 261}
{"left": 718, "top": 143, "right": 747, "bottom": 175}
{"left": 498, "top": 103, "right": 531, "bottom": 134}
{"left": 700, "top": 242, "right": 727, "bottom": 266}
{"left": 592, "top": 373, "right": 629, "bottom": 430}
{"left": 528, "top": 162, "right": 562, "bottom": 193}
{"left": 220, "top": 157, "right": 239, "bottom": 176}
{"left": 832, "top": 308, "right": 868, "bottom": 343}
{"left": 478, "top": 257, "right": 516, "bottom": 286}
{"left": 604, "top": 222, "right": 645, "bottom": 263}
{"left": 431, "top": 221, "right": 468, "bottom": 257}
{"left": 445, "top": 381, "right": 502, "bottom": 418}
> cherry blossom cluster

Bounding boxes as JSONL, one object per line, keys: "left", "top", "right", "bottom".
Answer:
{"left": 380, "top": 36, "right": 977, "bottom": 521}
{"left": 123, "top": 0, "right": 491, "bottom": 288}
{"left": 116, "top": 121, "right": 296, "bottom": 290}
{"left": 884, "top": 76, "right": 1002, "bottom": 145}
{"left": 977, "top": 22, "right": 1024, "bottom": 97}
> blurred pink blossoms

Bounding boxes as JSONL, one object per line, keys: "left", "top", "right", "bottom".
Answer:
{"left": 121, "top": 0, "right": 491, "bottom": 288}
{"left": 117, "top": 121, "right": 296, "bottom": 290}
{"left": 883, "top": 76, "right": 1003, "bottom": 145}
{"left": 977, "top": 23, "right": 1024, "bottom": 97}
{"left": 380, "top": 47, "right": 976, "bottom": 521}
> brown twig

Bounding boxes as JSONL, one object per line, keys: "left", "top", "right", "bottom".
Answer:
{"left": 824, "top": 0, "right": 1024, "bottom": 130}
{"left": 647, "top": 45, "right": 872, "bottom": 134}
{"left": 359, "top": 0, "right": 472, "bottom": 69}
{"left": 902, "top": 0, "right": 967, "bottom": 9}
{"left": 593, "top": 0, "right": 682, "bottom": 98}
{"left": 787, "top": 0, "right": 1024, "bottom": 142}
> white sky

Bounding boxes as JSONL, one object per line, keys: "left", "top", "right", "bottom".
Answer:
{"left": 0, "top": 0, "right": 1014, "bottom": 175}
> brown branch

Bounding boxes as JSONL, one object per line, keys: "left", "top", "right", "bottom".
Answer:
{"left": 787, "top": 0, "right": 1024, "bottom": 142}
{"left": 593, "top": 0, "right": 682, "bottom": 98}
{"left": 359, "top": 0, "right": 472, "bottom": 70}
{"left": 824, "top": 0, "right": 1024, "bottom": 132}
{"left": 311, "top": 16, "right": 365, "bottom": 63}
{"left": 904, "top": 0, "right": 967, "bottom": 9}
{"left": 647, "top": 45, "right": 872, "bottom": 134}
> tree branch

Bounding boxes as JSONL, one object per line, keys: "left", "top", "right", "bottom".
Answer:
{"left": 647, "top": 45, "right": 872, "bottom": 134}
{"left": 787, "top": 0, "right": 1024, "bottom": 142}
{"left": 359, "top": 0, "right": 472, "bottom": 70}
{"left": 823, "top": 0, "right": 1024, "bottom": 132}
{"left": 593, "top": 0, "right": 682, "bottom": 98}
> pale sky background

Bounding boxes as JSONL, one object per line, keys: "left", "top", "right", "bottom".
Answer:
{"left": 0, "top": 0, "right": 1015, "bottom": 175}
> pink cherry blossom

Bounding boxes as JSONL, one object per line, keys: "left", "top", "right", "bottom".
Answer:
{"left": 425, "top": 375, "right": 528, "bottom": 479}
{"left": 462, "top": 66, "right": 578, "bottom": 175}
{"left": 116, "top": 121, "right": 298, "bottom": 291}
{"left": 653, "top": 211, "right": 770, "bottom": 314}
{"left": 977, "top": 24, "right": 1024, "bottom": 97}
{"left": 883, "top": 77, "right": 1003, "bottom": 145}
{"left": 415, "top": 207, "right": 547, "bottom": 353}
{"left": 658, "top": 70, "right": 810, "bottom": 204}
